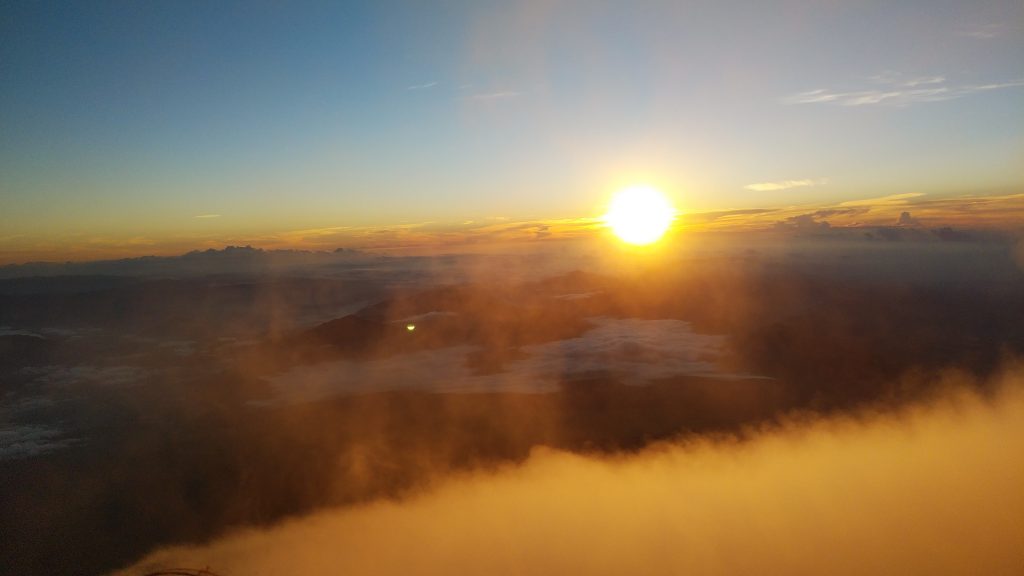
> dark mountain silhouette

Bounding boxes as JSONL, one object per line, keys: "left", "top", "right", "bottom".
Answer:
{"left": 0, "top": 246, "right": 372, "bottom": 279}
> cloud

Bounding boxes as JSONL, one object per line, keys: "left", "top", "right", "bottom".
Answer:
{"left": 783, "top": 89, "right": 841, "bottom": 104}
{"left": 194, "top": 214, "right": 221, "bottom": 219}
{"left": 699, "top": 192, "right": 1024, "bottom": 238}
{"left": 501, "top": 317, "right": 731, "bottom": 386}
{"left": 897, "top": 211, "right": 921, "bottom": 227}
{"left": 0, "top": 327, "right": 46, "bottom": 338}
{"left": 682, "top": 209, "right": 778, "bottom": 228}
{"left": 784, "top": 74, "right": 1024, "bottom": 107}
{"left": 406, "top": 81, "right": 438, "bottom": 91}
{"left": 744, "top": 179, "right": 824, "bottom": 192}
{"left": 20, "top": 364, "right": 148, "bottom": 387}
{"left": 0, "top": 425, "right": 81, "bottom": 460}
{"left": 901, "top": 76, "right": 945, "bottom": 87}
{"left": 467, "top": 91, "right": 522, "bottom": 101}
{"left": 811, "top": 207, "right": 867, "bottom": 219}
{"left": 774, "top": 213, "right": 831, "bottom": 232}
{"left": 957, "top": 23, "right": 1005, "bottom": 39}
{"left": 6, "top": 192, "right": 1021, "bottom": 266}
{"left": 266, "top": 317, "right": 737, "bottom": 401}
{"left": 839, "top": 192, "right": 925, "bottom": 207}
{"left": 115, "top": 367, "right": 1024, "bottom": 576}
{"left": 866, "top": 72, "right": 945, "bottom": 87}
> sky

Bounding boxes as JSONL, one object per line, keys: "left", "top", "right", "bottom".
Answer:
{"left": 1, "top": 0, "right": 1023, "bottom": 262}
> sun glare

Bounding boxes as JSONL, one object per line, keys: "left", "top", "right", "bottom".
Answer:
{"left": 604, "top": 185, "right": 675, "bottom": 245}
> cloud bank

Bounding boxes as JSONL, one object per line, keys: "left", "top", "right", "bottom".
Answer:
{"left": 266, "top": 317, "right": 734, "bottom": 401}
{"left": 117, "top": 366, "right": 1024, "bottom": 576}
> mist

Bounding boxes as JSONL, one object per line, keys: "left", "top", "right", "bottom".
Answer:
{"left": 4, "top": 237, "right": 1024, "bottom": 575}
{"left": 117, "top": 365, "right": 1024, "bottom": 576}
{"left": 5, "top": 2, "right": 1024, "bottom": 575}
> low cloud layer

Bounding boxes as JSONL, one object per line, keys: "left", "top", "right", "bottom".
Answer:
{"left": 5, "top": 192, "right": 1024, "bottom": 264}
{"left": 268, "top": 317, "right": 732, "bottom": 401}
{"left": 0, "top": 425, "right": 80, "bottom": 460}
{"left": 118, "top": 366, "right": 1024, "bottom": 576}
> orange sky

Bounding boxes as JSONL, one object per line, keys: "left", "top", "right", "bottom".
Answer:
{"left": 2, "top": 192, "right": 1022, "bottom": 265}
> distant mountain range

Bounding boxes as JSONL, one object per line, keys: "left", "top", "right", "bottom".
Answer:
{"left": 0, "top": 246, "right": 371, "bottom": 279}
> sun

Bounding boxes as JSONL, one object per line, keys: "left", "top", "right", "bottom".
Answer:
{"left": 604, "top": 185, "right": 675, "bottom": 245}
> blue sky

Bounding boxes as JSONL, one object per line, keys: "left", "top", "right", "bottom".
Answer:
{"left": 1, "top": 0, "right": 1022, "bottom": 257}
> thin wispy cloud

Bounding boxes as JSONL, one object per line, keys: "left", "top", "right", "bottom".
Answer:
{"left": 957, "top": 23, "right": 1006, "bottom": 39}
{"left": 467, "top": 91, "right": 522, "bottom": 101}
{"left": 194, "top": 214, "right": 221, "bottom": 219}
{"left": 865, "top": 72, "right": 946, "bottom": 86}
{"left": 785, "top": 74, "right": 1024, "bottom": 107}
{"left": 406, "top": 81, "right": 438, "bottom": 91}
{"left": 745, "top": 178, "right": 826, "bottom": 192}
{"left": 840, "top": 192, "right": 925, "bottom": 207}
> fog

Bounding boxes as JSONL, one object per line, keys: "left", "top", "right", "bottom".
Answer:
{"left": 118, "top": 364, "right": 1024, "bottom": 576}
{"left": 266, "top": 317, "right": 732, "bottom": 400}
{"left": 5, "top": 1, "right": 1024, "bottom": 573}
{"left": 4, "top": 236, "right": 1024, "bottom": 575}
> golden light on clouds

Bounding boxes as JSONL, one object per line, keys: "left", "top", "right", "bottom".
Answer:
{"left": 604, "top": 186, "right": 676, "bottom": 245}
{"left": 116, "top": 369, "right": 1024, "bottom": 576}
{"left": 4, "top": 193, "right": 1023, "bottom": 265}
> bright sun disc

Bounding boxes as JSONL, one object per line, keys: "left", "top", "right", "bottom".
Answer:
{"left": 604, "top": 186, "right": 675, "bottom": 245}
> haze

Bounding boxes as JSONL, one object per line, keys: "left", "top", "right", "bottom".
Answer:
{"left": 1, "top": 2, "right": 1023, "bottom": 575}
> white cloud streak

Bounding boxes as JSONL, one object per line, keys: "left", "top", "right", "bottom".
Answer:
{"left": 785, "top": 75, "right": 1024, "bottom": 107}
{"left": 957, "top": 23, "right": 1006, "bottom": 39}
{"left": 744, "top": 179, "right": 825, "bottom": 192}
{"left": 467, "top": 91, "right": 522, "bottom": 101}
